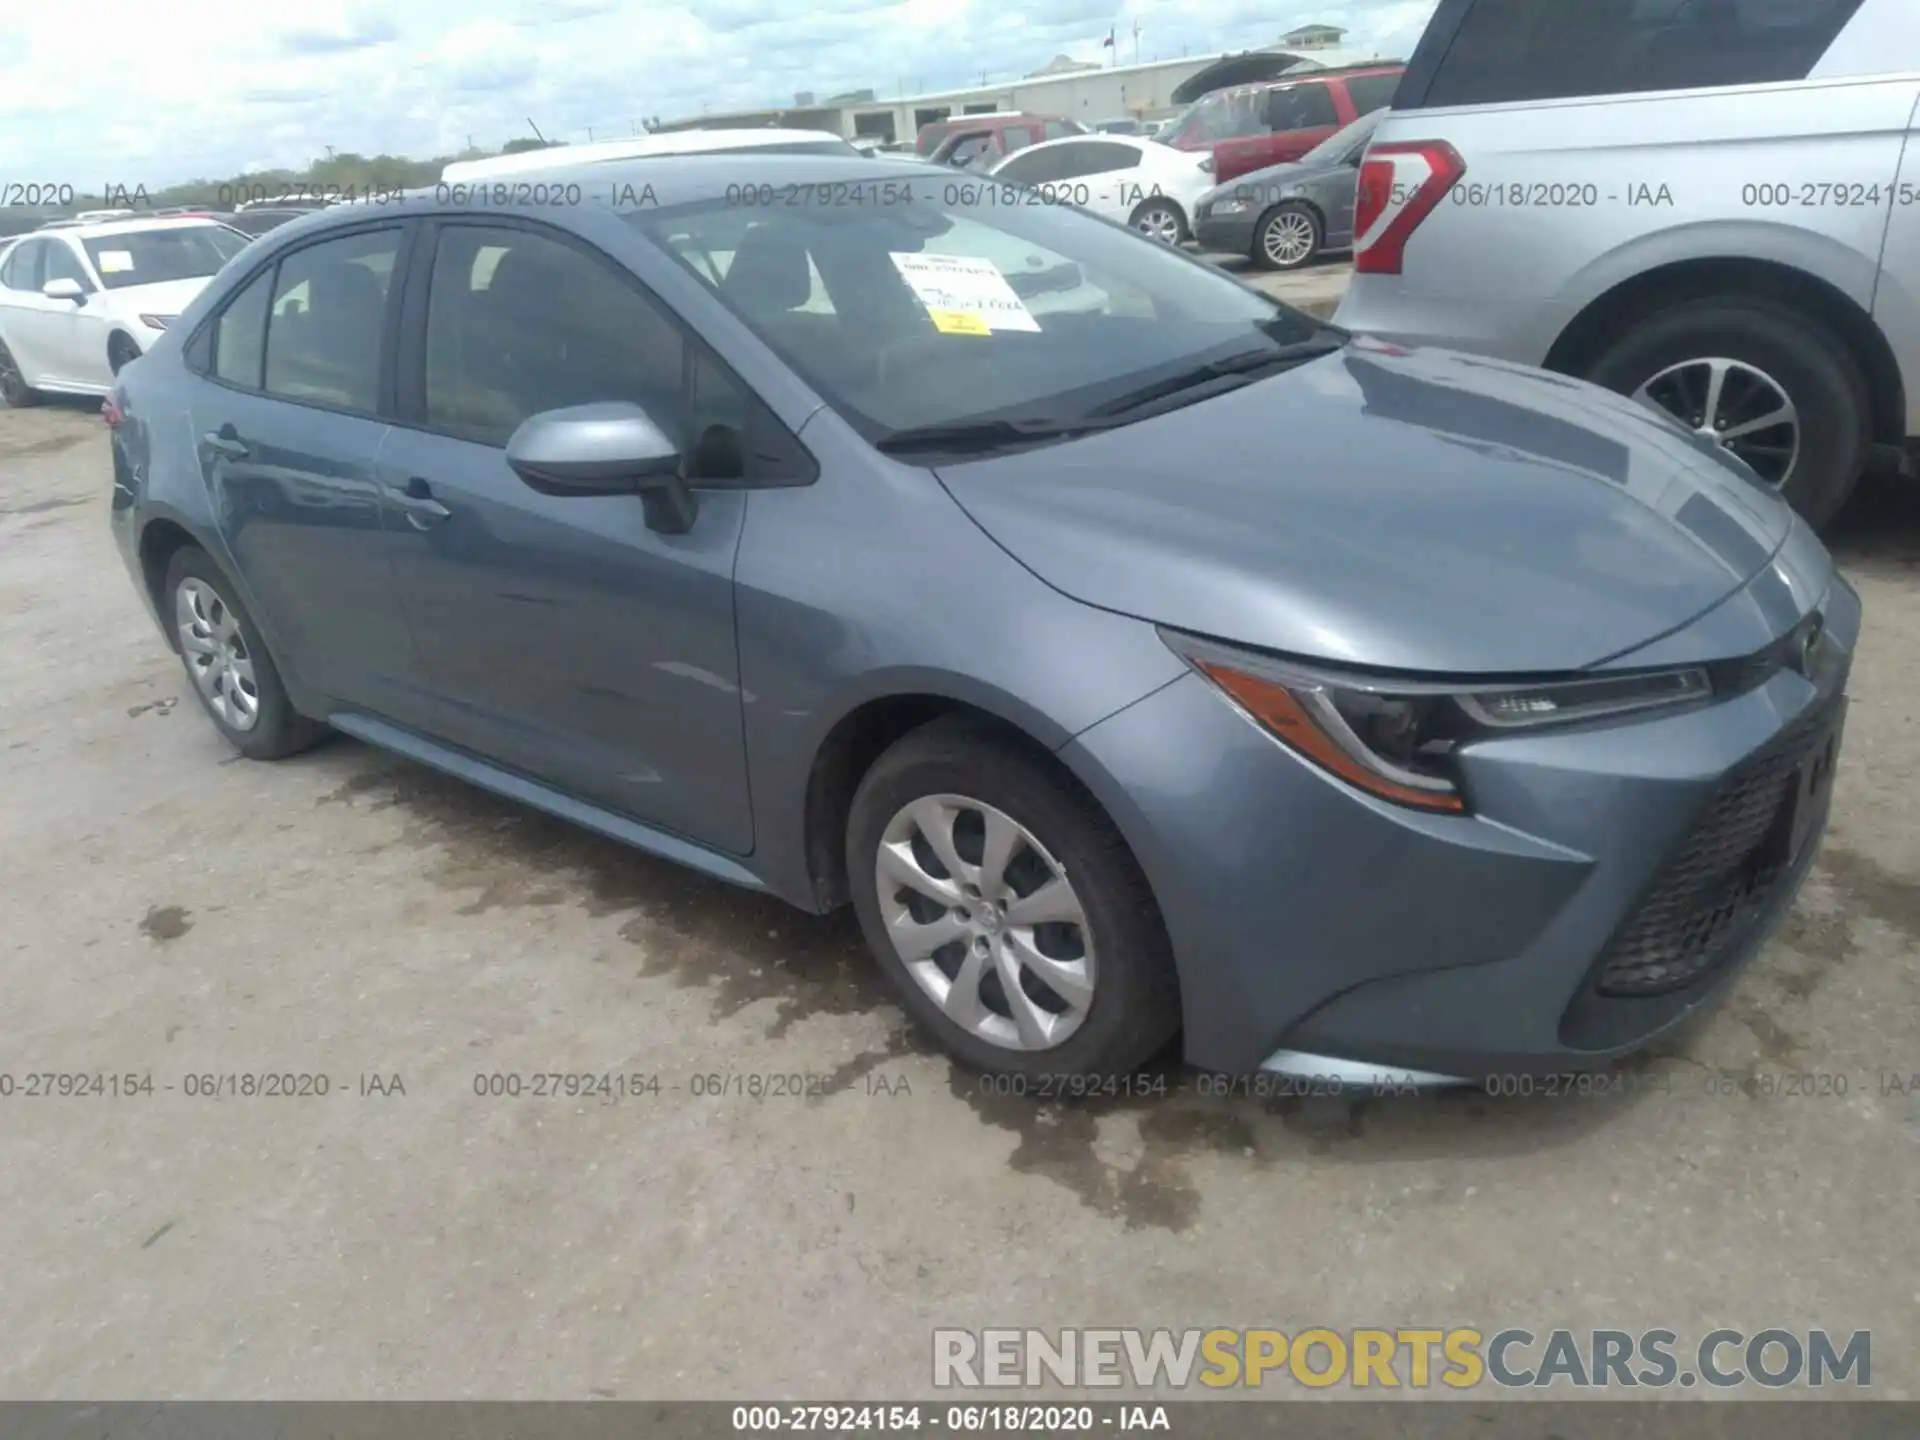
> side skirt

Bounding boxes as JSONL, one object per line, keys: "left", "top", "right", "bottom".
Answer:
{"left": 327, "top": 710, "right": 773, "bottom": 896}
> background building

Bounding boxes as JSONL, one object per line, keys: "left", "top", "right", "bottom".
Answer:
{"left": 651, "top": 37, "right": 1393, "bottom": 145}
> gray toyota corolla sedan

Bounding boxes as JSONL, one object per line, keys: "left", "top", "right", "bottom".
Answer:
{"left": 104, "top": 154, "right": 1857, "bottom": 1088}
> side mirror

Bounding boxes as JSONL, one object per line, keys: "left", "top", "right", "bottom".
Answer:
{"left": 43, "top": 278, "right": 85, "bottom": 302}
{"left": 505, "top": 401, "right": 698, "bottom": 534}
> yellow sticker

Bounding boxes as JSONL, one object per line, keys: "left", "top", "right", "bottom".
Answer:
{"left": 929, "top": 308, "right": 991, "bottom": 336}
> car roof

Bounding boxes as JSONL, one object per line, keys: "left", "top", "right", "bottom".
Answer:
{"left": 1207, "top": 63, "right": 1405, "bottom": 100}
{"left": 27, "top": 216, "right": 233, "bottom": 242}
{"left": 441, "top": 128, "right": 853, "bottom": 183}
{"left": 314, "top": 152, "right": 928, "bottom": 229}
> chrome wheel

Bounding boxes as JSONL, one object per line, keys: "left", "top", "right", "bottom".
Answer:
{"left": 874, "top": 795, "right": 1095, "bottom": 1051}
{"left": 1132, "top": 204, "right": 1182, "bottom": 245}
{"left": 175, "top": 577, "right": 260, "bottom": 731}
{"left": 1632, "top": 356, "right": 1801, "bottom": 488}
{"left": 1260, "top": 209, "right": 1318, "bottom": 267}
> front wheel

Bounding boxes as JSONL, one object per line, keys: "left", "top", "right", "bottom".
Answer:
{"left": 1129, "top": 199, "right": 1187, "bottom": 245}
{"left": 164, "top": 546, "right": 329, "bottom": 761}
{"left": 1582, "top": 298, "right": 1871, "bottom": 529}
{"left": 1253, "top": 202, "right": 1323, "bottom": 271}
{"left": 847, "top": 718, "right": 1180, "bottom": 1077}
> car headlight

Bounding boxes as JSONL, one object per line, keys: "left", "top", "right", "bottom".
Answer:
{"left": 1209, "top": 197, "right": 1251, "bottom": 215}
{"left": 1163, "top": 630, "right": 1713, "bottom": 814}
{"left": 137, "top": 314, "right": 176, "bottom": 331}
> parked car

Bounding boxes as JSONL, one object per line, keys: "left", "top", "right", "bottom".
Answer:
{"left": 107, "top": 152, "right": 1856, "bottom": 1087}
{"left": 223, "top": 207, "right": 318, "bottom": 238}
{"left": 1092, "top": 118, "right": 1145, "bottom": 136}
{"left": 0, "top": 217, "right": 251, "bottom": 401}
{"left": 1335, "top": 0, "right": 1918, "bottom": 529}
{"left": 1164, "top": 64, "right": 1404, "bottom": 184}
{"left": 922, "top": 114, "right": 1084, "bottom": 169}
{"left": 1193, "top": 109, "right": 1383, "bottom": 268}
{"left": 988, "top": 135, "right": 1213, "bottom": 244}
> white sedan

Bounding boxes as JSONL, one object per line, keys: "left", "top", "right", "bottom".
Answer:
{"left": 986, "top": 135, "right": 1213, "bottom": 245}
{"left": 0, "top": 218, "right": 250, "bottom": 405}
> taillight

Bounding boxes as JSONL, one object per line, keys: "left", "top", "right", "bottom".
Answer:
{"left": 1353, "top": 140, "right": 1464, "bottom": 276}
{"left": 102, "top": 391, "right": 125, "bottom": 428}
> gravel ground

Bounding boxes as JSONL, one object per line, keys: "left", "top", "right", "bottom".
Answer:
{"left": 0, "top": 397, "right": 1914, "bottom": 1400}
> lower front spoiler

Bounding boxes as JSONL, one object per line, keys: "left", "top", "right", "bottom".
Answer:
{"left": 1259, "top": 1048, "right": 1468, "bottom": 1092}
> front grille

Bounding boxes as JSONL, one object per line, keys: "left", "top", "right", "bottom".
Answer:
{"left": 1592, "top": 698, "right": 1840, "bottom": 998}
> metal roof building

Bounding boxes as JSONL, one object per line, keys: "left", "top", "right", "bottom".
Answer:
{"left": 650, "top": 43, "right": 1395, "bottom": 146}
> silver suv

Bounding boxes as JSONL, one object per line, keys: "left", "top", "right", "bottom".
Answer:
{"left": 1335, "top": 0, "right": 1919, "bottom": 526}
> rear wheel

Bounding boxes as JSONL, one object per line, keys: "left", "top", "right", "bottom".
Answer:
{"left": 107, "top": 333, "right": 141, "bottom": 376}
{"left": 0, "top": 337, "right": 42, "bottom": 407}
{"left": 1253, "top": 202, "right": 1323, "bottom": 271}
{"left": 163, "top": 546, "right": 328, "bottom": 761}
{"left": 1583, "top": 298, "right": 1871, "bottom": 529}
{"left": 1129, "top": 199, "right": 1187, "bottom": 245}
{"left": 847, "top": 717, "right": 1180, "bottom": 1077}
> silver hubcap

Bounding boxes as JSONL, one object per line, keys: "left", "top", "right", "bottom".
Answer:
{"left": 1133, "top": 206, "right": 1180, "bottom": 244}
{"left": 1632, "top": 356, "right": 1801, "bottom": 488}
{"left": 175, "top": 577, "right": 260, "bottom": 731}
{"left": 1262, "top": 211, "right": 1317, "bottom": 266}
{"left": 874, "top": 795, "right": 1095, "bottom": 1051}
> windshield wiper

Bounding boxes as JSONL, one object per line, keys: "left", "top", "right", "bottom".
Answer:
{"left": 875, "top": 415, "right": 1117, "bottom": 457}
{"left": 1086, "top": 336, "right": 1347, "bottom": 421}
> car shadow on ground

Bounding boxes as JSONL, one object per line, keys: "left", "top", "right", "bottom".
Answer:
{"left": 1826, "top": 468, "right": 1920, "bottom": 572}
{"left": 301, "top": 740, "right": 1676, "bottom": 1232}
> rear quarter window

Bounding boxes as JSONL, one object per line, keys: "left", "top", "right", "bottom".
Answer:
{"left": 1408, "top": 0, "right": 1868, "bottom": 107}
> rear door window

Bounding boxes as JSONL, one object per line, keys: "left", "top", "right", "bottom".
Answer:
{"left": 1345, "top": 72, "right": 1403, "bottom": 114}
{"left": 996, "top": 147, "right": 1065, "bottom": 185}
{"left": 262, "top": 228, "right": 400, "bottom": 413}
{"left": 1266, "top": 83, "right": 1339, "bottom": 131}
{"left": 1411, "top": 0, "right": 1866, "bottom": 107}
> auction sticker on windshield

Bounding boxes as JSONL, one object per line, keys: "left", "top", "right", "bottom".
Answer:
{"left": 95, "top": 250, "right": 135, "bottom": 274}
{"left": 891, "top": 253, "right": 1040, "bottom": 334}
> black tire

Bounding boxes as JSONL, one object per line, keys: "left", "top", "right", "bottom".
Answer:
{"left": 162, "top": 546, "right": 329, "bottom": 761}
{"left": 1583, "top": 297, "right": 1871, "bottom": 529}
{"left": 107, "top": 333, "right": 141, "bottom": 376}
{"left": 1128, "top": 199, "right": 1187, "bottom": 245}
{"left": 0, "top": 336, "right": 42, "bottom": 407}
{"left": 1252, "top": 201, "right": 1323, "bottom": 271}
{"left": 846, "top": 717, "right": 1180, "bottom": 1078}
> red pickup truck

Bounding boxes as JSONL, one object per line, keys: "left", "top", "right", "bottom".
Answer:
{"left": 1163, "top": 64, "right": 1405, "bottom": 184}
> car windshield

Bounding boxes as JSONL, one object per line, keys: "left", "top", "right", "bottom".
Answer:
{"left": 628, "top": 178, "right": 1330, "bottom": 446}
{"left": 82, "top": 226, "right": 247, "bottom": 289}
{"left": 1299, "top": 109, "right": 1382, "bottom": 165}
{"left": 1182, "top": 89, "right": 1270, "bottom": 142}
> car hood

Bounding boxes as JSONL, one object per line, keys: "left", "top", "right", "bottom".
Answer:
{"left": 100, "top": 277, "right": 212, "bottom": 318}
{"left": 933, "top": 339, "right": 1796, "bottom": 675}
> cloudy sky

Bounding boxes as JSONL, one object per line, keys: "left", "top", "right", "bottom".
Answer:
{"left": 0, "top": 0, "right": 1438, "bottom": 187}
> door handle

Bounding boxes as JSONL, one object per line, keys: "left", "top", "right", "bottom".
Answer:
{"left": 393, "top": 477, "right": 451, "bottom": 530}
{"left": 202, "top": 425, "right": 248, "bottom": 460}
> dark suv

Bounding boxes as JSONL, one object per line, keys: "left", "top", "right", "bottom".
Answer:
{"left": 1164, "top": 64, "right": 1404, "bottom": 184}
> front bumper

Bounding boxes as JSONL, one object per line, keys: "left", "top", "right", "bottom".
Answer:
{"left": 1193, "top": 208, "right": 1258, "bottom": 257}
{"left": 1062, "top": 573, "right": 1860, "bottom": 1079}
